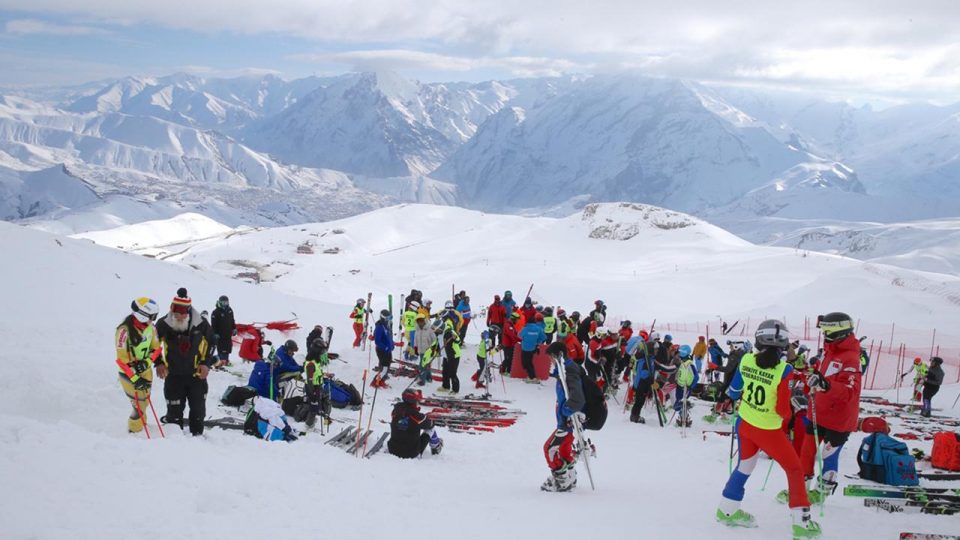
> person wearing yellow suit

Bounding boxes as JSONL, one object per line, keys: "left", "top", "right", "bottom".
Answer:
{"left": 116, "top": 297, "right": 161, "bottom": 433}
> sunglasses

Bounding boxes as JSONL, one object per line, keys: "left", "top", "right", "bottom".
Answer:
{"left": 171, "top": 304, "right": 191, "bottom": 315}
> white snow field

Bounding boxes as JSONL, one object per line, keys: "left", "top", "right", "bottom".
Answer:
{"left": 3, "top": 202, "right": 960, "bottom": 540}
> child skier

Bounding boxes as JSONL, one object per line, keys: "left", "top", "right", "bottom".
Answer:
{"left": 542, "top": 342, "right": 587, "bottom": 492}
{"left": 716, "top": 319, "right": 821, "bottom": 539}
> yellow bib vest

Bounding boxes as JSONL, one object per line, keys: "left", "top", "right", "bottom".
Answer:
{"left": 737, "top": 353, "right": 787, "bottom": 430}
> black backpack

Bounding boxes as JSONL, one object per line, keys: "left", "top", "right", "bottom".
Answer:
{"left": 581, "top": 376, "right": 608, "bottom": 431}
{"left": 221, "top": 385, "right": 257, "bottom": 407}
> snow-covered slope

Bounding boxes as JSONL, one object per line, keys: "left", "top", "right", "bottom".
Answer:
{"left": 3, "top": 207, "right": 960, "bottom": 540}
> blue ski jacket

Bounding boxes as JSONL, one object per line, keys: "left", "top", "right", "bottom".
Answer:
{"left": 708, "top": 344, "right": 727, "bottom": 364}
{"left": 274, "top": 345, "right": 301, "bottom": 375}
{"left": 520, "top": 323, "right": 546, "bottom": 352}
{"left": 374, "top": 319, "right": 394, "bottom": 352}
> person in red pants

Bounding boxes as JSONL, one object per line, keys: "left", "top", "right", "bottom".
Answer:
{"left": 716, "top": 319, "right": 821, "bottom": 539}
{"left": 349, "top": 298, "right": 369, "bottom": 348}
{"left": 541, "top": 342, "right": 586, "bottom": 492}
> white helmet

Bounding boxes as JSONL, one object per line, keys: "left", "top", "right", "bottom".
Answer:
{"left": 408, "top": 300, "right": 421, "bottom": 309}
{"left": 444, "top": 300, "right": 454, "bottom": 309}
{"left": 649, "top": 331, "right": 661, "bottom": 341}
{"left": 131, "top": 297, "right": 159, "bottom": 323}
{"left": 727, "top": 338, "right": 745, "bottom": 351}
{"left": 424, "top": 299, "right": 433, "bottom": 306}
{"left": 357, "top": 298, "right": 365, "bottom": 305}
{"left": 596, "top": 326, "right": 609, "bottom": 336}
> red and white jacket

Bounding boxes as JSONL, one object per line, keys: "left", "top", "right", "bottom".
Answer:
{"left": 813, "top": 333, "right": 862, "bottom": 432}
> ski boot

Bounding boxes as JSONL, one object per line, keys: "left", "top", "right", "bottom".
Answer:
{"left": 429, "top": 431, "right": 444, "bottom": 455}
{"left": 475, "top": 380, "right": 486, "bottom": 389}
{"left": 127, "top": 410, "right": 144, "bottom": 433}
{"left": 791, "top": 508, "right": 822, "bottom": 539}
{"left": 715, "top": 508, "right": 756, "bottom": 528}
{"left": 629, "top": 413, "right": 645, "bottom": 424}
{"left": 541, "top": 465, "right": 577, "bottom": 492}
{"left": 435, "top": 386, "right": 451, "bottom": 394}
{"left": 471, "top": 371, "right": 480, "bottom": 382}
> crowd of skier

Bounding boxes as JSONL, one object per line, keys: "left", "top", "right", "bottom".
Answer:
{"left": 115, "top": 286, "right": 952, "bottom": 539}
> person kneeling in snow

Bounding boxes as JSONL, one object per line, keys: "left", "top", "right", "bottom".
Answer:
{"left": 542, "top": 342, "right": 586, "bottom": 492}
{"left": 388, "top": 389, "right": 442, "bottom": 458}
{"left": 249, "top": 396, "right": 298, "bottom": 442}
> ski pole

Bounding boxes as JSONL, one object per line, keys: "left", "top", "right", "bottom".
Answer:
{"left": 362, "top": 376, "right": 380, "bottom": 458}
{"left": 354, "top": 369, "right": 368, "bottom": 457}
{"left": 760, "top": 457, "right": 775, "bottom": 491}
{"left": 809, "top": 390, "right": 825, "bottom": 517}
{"left": 553, "top": 355, "right": 595, "bottom": 490}
{"left": 146, "top": 393, "right": 165, "bottom": 438}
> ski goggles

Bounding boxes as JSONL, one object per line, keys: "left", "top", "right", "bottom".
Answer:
{"left": 816, "top": 318, "right": 853, "bottom": 333}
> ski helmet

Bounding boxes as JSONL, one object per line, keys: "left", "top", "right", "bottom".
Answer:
{"left": 596, "top": 326, "right": 609, "bottom": 336}
{"left": 727, "top": 339, "right": 744, "bottom": 350}
{"left": 755, "top": 319, "right": 789, "bottom": 349}
{"left": 200, "top": 310, "right": 209, "bottom": 319}
{"left": 546, "top": 341, "right": 566, "bottom": 359}
{"left": 481, "top": 330, "right": 489, "bottom": 340}
{"left": 380, "top": 309, "right": 391, "bottom": 319}
{"left": 664, "top": 334, "right": 673, "bottom": 342}
{"left": 570, "top": 311, "right": 581, "bottom": 321}
{"left": 357, "top": 298, "right": 365, "bottom": 305}
{"left": 556, "top": 307, "right": 566, "bottom": 317}
{"left": 649, "top": 331, "right": 661, "bottom": 341}
{"left": 408, "top": 300, "right": 421, "bottom": 309}
{"left": 504, "top": 290, "right": 513, "bottom": 297}
{"left": 444, "top": 300, "right": 454, "bottom": 309}
{"left": 401, "top": 389, "right": 423, "bottom": 404}
{"left": 798, "top": 344, "right": 809, "bottom": 354}
{"left": 932, "top": 356, "right": 943, "bottom": 365}
{"left": 310, "top": 338, "right": 327, "bottom": 352}
{"left": 621, "top": 320, "right": 631, "bottom": 328}
{"left": 678, "top": 344, "right": 692, "bottom": 358}
{"left": 510, "top": 311, "right": 521, "bottom": 320}
{"left": 817, "top": 312, "right": 854, "bottom": 343}
{"left": 487, "top": 325, "right": 501, "bottom": 335}
{"left": 131, "top": 297, "right": 159, "bottom": 323}
{"left": 217, "top": 295, "right": 229, "bottom": 308}
{"left": 424, "top": 299, "right": 432, "bottom": 306}
{"left": 914, "top": 357, "right": 922, "bottom": 365}
{"left": 544, "top": 306, "right": 554, "bottom": 316}
{"left": 595, "top": 299, "right": 603, "bottom": 307}
{"left": 284, "top": 339, "right": 299, "bottom": 352}
{"left": 535, "top": 313, "right": 544, "bottom": 322}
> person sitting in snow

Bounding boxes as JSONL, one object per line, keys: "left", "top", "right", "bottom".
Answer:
{"left": 388, "top": 389, "right": 442, "bottom": 458}
{"left": 249, "top": 396, "right": 298, "bottom": 442}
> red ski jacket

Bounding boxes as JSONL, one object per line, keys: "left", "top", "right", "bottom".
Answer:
{"left": 486, "top": 302, "right": 506, "bottom": 326}
{"left": 812, "top": 333, "right": 862, "bottom": 432}
{"left": 502, "top": 321, "right": 520, "bottom": 348}
{"left": 564, "top": 333, "right": 584, "bottom": 361}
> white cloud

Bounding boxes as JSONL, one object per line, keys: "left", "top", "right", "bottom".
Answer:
{"left": 294, "top": 49, "right": 584, "bottom": 78}
{"left": 1, "top": 0, "right": 959, "bottom": 100}
{"left": 5, "top": 18, "right": 107, "bottom": 36}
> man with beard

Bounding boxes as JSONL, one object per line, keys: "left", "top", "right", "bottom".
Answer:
{"left": 155, "top": 288, "right": 215, "bottom": 436}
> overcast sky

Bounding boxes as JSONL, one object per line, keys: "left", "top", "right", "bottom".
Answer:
{"left": 0, "top": 0, "right": 958, "bottom": 103}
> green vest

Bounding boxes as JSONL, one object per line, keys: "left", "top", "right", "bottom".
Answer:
{"left": 478, "top": 338, "right": 488, "bottom": 359}
{"left": 444, "top": 320, "right": 461, "bottom": 357}
{"left": 543, "top": 316, "right": 557, "bottom": 334}
{"left": 677, "top": 359, "right": 695, "bottom": 387}
{"left": 352, "top": 306, "right": 364, "bottom": 324}
{"left": 421, "top": 345, "right": 437, "bottom": 367}
{"left": 132, "top": 325, "right": 156, "bottom": 361}
{"left": 403, "top": 310, "right": 417, "bottom": 332}
{"left": 737, "top": 353, "right": 787, "bottom": 430}
{"left": 305, "top": 355, "right": 328, "bottom": 385}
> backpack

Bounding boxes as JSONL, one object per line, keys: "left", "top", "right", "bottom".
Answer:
{"left": 931, "top": 432, "right": 960, "bottom": 471}
{"left": 857, "top": 433, "right": 919, "bottom": 486}
{"left": 329, "top": 379, "right": 363, "bottom": 408}
{"left": 221, "top": 385, "right": 258, "bottom": 407}
{"left": 581, "top": 376, "right": 608, "bottom": 431}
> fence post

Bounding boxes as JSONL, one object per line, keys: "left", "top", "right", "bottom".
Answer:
{"left": 888, "top": 323, "right": 895, "bottom": 354}
{"left": 930, "top": 328, "right": 936, "bottom": 359}
{"left": 869, "top": 340, "right": 882, "bottom": 390}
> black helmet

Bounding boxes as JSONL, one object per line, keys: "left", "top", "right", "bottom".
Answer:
{"left": 544, "top": 306, "right": 554, "bottom": 316}
{"left": 401, "top": 388, "right": 423, "bottom": 404}
{"left": 487, "top": 325, "right": 501, "bottom": 335}
{"left": 570, "top": 311, "right": 581, "bottom": 321}
{"left": 380, "top": 309, "right": 391, "bottom": 319}
{"left": 817, "top": 312, "right": 854, "bottom": 343}
{"left": 217, "top": 295, "right": 229, "bottom": 307}
{"left": 755, "top": 319, "right": 789, "bottom": 349}
{"left": 931, "top": 356, "right": 943, "bottom": 365}
{"left": 310, "top": 338, "right": 327, "bottom": 352}
{"left": 284, "top": 339, "right": 299, "bottom": 352}
{"left": 546, "top": 341, "right": 566, "bottom": 358}
{"left": 621, "top": 320, "right": 631, "bottom": 328}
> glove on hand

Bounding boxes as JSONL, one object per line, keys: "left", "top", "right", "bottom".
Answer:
{"left": 129, "top": 360, "right": 149, "bottom": 375}
{"left": 133, "top": 378, "right": 151, "bottom": 391}
{"left": 806, "top": 371, "right": 830, "bottom": 392}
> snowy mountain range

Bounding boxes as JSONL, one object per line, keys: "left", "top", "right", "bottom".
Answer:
{"left": 1, "top": 70, "right": 958, "bottom": 272}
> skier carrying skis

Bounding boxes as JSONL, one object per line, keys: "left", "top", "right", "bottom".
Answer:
{"left": 350, "top": 298, "right": 369, "bottom": 348}
{"left": 629, "top": 337, "right": 655, "bottom": 424}
{"left": 402, "top": 300, "right": 420, "bottom": 359}
{"left": 371, "top": 310, "right": 395, "bottom": 388}
{"left": 542, "top": 342, "right": 586, "bottom": 492}
{"left": 717, "top": 319, "right": 821, "bottom": 539}
{"left": 154, "top": 288, "right": 215, "bottom": 436}
{"left": 388, "top": 389, "right": 442, "bottom": 458}
{"left": 794, "top": 312, "right": 862, "bottom": 505}
{"left": 920, "top": 356, "right": 945, "bottom": 417}
{"left": 116, "top": 297, "right": 161, "bottom": 433}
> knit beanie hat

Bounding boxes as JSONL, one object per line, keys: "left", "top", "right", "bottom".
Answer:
{"left": 172, "top": 287, "right": 192, "bottom": 313}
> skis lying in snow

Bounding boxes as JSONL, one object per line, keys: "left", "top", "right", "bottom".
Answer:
{"left": 900, "top": 533, "right": 960, "bottom": 540}
{"left": 844, "top": 484, "right": 960, "bottom": 503}
{"left": 919, "top": 472, "right": 960, "bottom": 481}
{"left": 325, "top": 425, "right": 383, "bottom": 455}
{"left": 864, "top": 498, "right": 960, "bottom": 515}
{"left": 364, "top": 432, "right": 390, "bottom": 458}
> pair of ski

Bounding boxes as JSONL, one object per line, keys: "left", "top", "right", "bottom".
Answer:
{"left": 864, "top": 497, "right": 960, "bottom": 515}
{"left": 900, "top": 534, "right": 960, "bottom": 540}
{"left": 325, "top": 425, "right": 389, "bottom": 458}
{"left": 844, "top": 484, "right": 960, "bottom": 504}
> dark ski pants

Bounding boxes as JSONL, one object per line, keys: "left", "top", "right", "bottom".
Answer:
{"left": 630, "top": 378, "right": 653, "bottom": 419}
{"left": 375, "top": 348, "right": 392, "bottom": 380}
{"left": 521, "top": 349, "right": 536, "bottom": 379}
{"left": 442, "top": 353, "right": 461, "bottom": 393}
{"left": 502, "top": 345, "right": 515, "bottom": 374}
{"left": 475, "top": 355, "right": 486, "bottom": 378}
{"left": 163, "top": 374, "right": 208, "bottom": 435}
{"left": 585, "top": 359, "right": 602, "bottom": 381}
{"left": 389, "top": 433, "right": 431, "bottom": 459}
{"left": 545, "top": 332, "right": 555, "bottom": 344}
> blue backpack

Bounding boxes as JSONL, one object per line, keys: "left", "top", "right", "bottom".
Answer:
{"left": 857, "top": 433, "right": 919, "bottom": 486}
